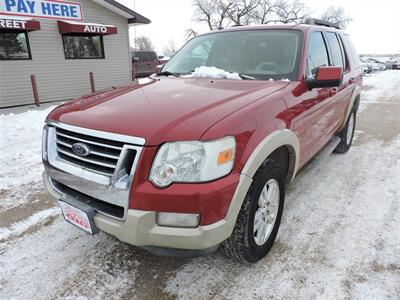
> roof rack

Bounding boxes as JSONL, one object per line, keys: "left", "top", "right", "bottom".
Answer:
{"left": 303, "top": 18, "right": 341, "bottom": 30}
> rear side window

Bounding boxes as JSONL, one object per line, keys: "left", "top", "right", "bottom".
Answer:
{"left": 343, "top": 35, "right": 360, "bottom": 68}
{"left": 326, "top": 32, "right": 345, "bottom": 69}
{"left": 134, "top": 51, "right": 149, "bottom": 62}
{"left": 307, "top": 32, "right": 329, "bottom": 77}
{"left": 147, "top": 51, "right": 158, "bottom": 61}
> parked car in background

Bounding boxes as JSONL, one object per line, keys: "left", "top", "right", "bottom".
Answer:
{"left": 158, "top": 53, "right": 175, "bottom": 64}
{"left": 360, "top": 62, "right": 371, "bottom": 74}
{"left": 390, "top": 60, "right": 400, "bottom": 69}
{"left": 360, "top": 58, "right": 380, "bottom": 72}
{"left": 132, "top": 50, "right": 160, "bottom": 78}
{"left": 370, "top": 58, "right": 392, "bottom": 70}
{"left": 367, "top": 58, "right": 388, "bottom": 70}
{"left": 158, "top": 55, "right": 171, "bottom": 64}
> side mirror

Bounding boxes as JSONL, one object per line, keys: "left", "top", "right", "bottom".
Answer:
{"left": 306, "top": 66, "right": 343, "bottom": 89}
{"left": 155, "top": 64, "right": 164, "bottom": 75}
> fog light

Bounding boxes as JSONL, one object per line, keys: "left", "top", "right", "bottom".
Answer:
{"left": 156, "top": 212, "right": 200, "bottom": 228}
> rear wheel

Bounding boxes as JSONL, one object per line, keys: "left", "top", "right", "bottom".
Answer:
{"left": 334, "top": 109, "right": 356, "bottom": 153}
{"left": 220, "top": 153, "right": 286, "bottom": 263}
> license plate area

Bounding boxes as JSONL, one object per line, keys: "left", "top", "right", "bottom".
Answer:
{"left": 59, "top": 199, "right": 99, "bottom": 235}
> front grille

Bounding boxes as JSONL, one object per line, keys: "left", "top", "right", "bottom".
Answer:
{"left": 52, "top": 179, "right": 124, "bottom": 218}
{"left": 55, "top": 127, "right": 136, "bottom": 176}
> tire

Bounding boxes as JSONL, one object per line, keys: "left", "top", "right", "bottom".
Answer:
{"left": 334, "top": 109, "right": 356, "bottom": 153}
{"left": 220, "top": 152, "right": 286, "bottom": 263}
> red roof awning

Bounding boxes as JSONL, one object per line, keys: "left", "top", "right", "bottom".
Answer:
{"left": 58, "top": 21, "right": 118, "bottom": 35}
{"left": 0, "top": 17, "right": 40, "bottom": 31}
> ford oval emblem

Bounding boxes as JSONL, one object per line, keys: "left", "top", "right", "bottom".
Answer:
{"left": 71, "top": 142, "right": 90, "bottom": 157}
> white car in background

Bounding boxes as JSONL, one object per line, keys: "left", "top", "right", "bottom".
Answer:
{"left": 360, "top": 58, "right": 376, "bottom": 72}
{"left": 365, "top": 58, "right": 386, "bottom": 71}
{"left": 360, "top": 63, "right": 369, "bottom": 74}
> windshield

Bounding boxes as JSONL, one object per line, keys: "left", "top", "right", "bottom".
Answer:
{"left": 162, "top": 29, "right": 303, "bottom": 81}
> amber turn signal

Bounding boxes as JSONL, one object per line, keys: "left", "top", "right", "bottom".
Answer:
{"left": 218, "top": 148, "right": 234, "bottom": 165}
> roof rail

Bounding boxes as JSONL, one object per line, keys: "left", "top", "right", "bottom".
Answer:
{"left": 303, "top": 18, "right": 341, "bottom": 30}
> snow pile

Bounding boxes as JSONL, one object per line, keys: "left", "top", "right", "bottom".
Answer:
{"left": 0, "top": 106, "right": 55, "bottom": 211}
{"left": 184, "top": 66, "right": 242, "bottom": 80}
{"left": 268, "top": 78, "right": 291, "bottom": 82}
{"left": 0, "top": 106, "right": 54, "bottom": 191}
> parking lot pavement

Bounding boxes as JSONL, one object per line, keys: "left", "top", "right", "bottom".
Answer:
{"left": 0, "top": 71, "right": 399, "bottom": 299}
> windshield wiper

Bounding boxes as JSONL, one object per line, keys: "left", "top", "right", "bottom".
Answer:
{"left": 239, "top": 74, "right": 256, "bottom": 80}
{"left": 157, "top": 71, "right": 182, "bottom": 77}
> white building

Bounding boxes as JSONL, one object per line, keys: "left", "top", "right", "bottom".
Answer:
{"left": 0, "top": 0, "right": 150, "bottom": 107}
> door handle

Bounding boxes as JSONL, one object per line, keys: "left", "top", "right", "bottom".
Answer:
{"left": 329, "top": 88, "right": 338, "bottom": 96}
{"left": 349, "top": 77, "right": 355, "bottom": 84}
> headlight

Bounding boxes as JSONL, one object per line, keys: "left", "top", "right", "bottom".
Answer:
{"left": 150, "top": 136, "right": 236, "bottom": 187}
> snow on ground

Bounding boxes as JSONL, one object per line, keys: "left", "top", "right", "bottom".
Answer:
{"left": 165, "top": 137, "right": 400, "bottom": 299}
{"left": 0, "top": 70, "right": 399, "bottom": 299}
{"left": 0, "top": 206, "right": 59, "bottom": 241}
{"left": 358, "top": 71, "right": 400, "bottom": 112}
{"left": 0, "top": 106, "right": 55, "bottom": 211}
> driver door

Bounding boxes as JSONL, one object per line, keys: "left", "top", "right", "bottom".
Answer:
{"left": 289, "top": 31, "right": 340, "bottom": 167}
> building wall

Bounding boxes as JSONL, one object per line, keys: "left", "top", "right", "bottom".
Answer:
{"left": 0, "top": 0, "right": 132, "bottom": 108}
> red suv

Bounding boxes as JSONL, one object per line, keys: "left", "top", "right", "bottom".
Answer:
{"left": 43, "top": 19, "right": 362, "bottom": 263}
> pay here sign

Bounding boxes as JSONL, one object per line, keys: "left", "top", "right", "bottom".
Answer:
{"left": 0, "top": 0, "right": 83, "bottom": 21}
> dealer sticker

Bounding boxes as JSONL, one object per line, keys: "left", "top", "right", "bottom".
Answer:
{"left": 60, "top": 201, "right": 93, "bottom": 234}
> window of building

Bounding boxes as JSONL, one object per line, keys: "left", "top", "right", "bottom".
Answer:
{"left": 0, "top": 30, "right": 31, "bottom": 60}
{"left": 306, "top": 32, "right": 329, "bottom": 77}
{"left": 62, "top": 34, "right": 104, "bottom": 59}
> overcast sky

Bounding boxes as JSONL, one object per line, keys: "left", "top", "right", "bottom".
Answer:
{"left": 117, "top": 0, "right": 400, "bottom": 55}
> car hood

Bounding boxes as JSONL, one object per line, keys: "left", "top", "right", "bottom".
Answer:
{"left": 47, "top": 77, "right": 287, "bottom": 145}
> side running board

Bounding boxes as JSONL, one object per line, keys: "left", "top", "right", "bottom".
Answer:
{"left": 287, "top": 136, "right": 340, "bottom": 190}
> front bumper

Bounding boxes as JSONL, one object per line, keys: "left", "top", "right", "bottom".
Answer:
{"left": 43, "top": 170, "right": 234, "bottom": 250}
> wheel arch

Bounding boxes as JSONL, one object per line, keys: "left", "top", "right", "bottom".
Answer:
{"left": 241, "top": 129, "right": 300, "bottom": 183}
{"left": 223, "top": 129, "right": 300, "bottom": 233}
{"left": 341, "top": 90, "right": 361, "bottom": 130}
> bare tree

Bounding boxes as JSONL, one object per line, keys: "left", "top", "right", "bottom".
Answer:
{"left": 163, "top": 39, "right": 178, "bottom": 56}
{"left": 192, "top": 0, "right": 235, "bottom": 30}
{"left": 135, "top": 36, "right": 155, "bottom": 51}
{"left": 273, "top": 0, "right": 309, "bottom": 24}
{"left": 185, "top": 28, "right": 199, "bottom": 41}
{"left": 193, "top": 0, "right": 310, "bottom": 29}
{"left": 252, "top": 0, "right": 281, "bottom": 24}
{"left": 321, "top": 6, "right": 352, "bottom": 29}
{"left": 228, "top": 0, "right": 261, "bottom": 26}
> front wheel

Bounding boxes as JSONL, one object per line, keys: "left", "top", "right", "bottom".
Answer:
{"left": 220, "top": 155, "right": 285, "bottom": 263}
{"left": 334, "top": 110, "right": 356, "bottom": 153}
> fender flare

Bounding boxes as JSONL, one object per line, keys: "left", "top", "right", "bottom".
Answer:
{"left": 223, "top": 129, "right": 300, "bottom": 233}
{"left": 341, "top": 87, "right": 361, "bottom": 130}
{"left": 241, "top": 129, "right": 300, "bottom": 182}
